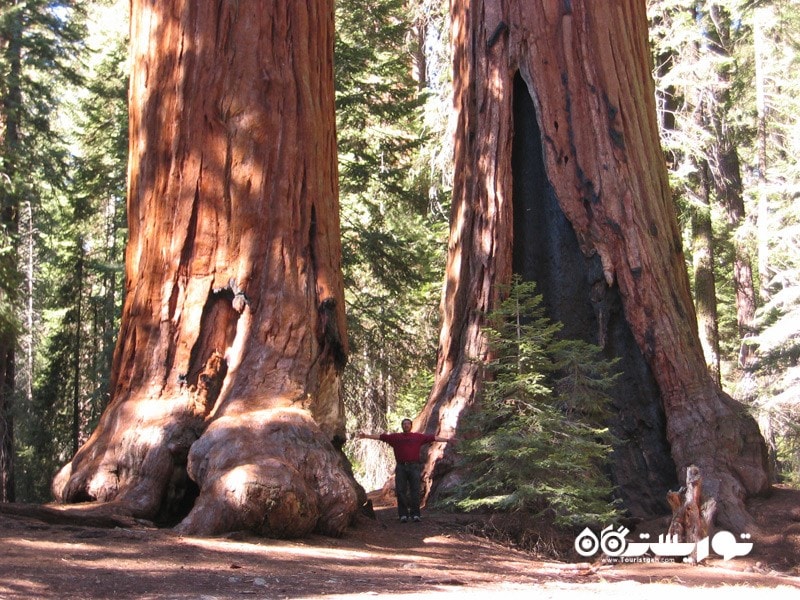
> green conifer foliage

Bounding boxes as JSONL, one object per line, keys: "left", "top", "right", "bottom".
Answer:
{"left": 0, "top": 0, "right": 87, "bottom": 501}
{"left": 450, "top": 279, "right": 619, "bottom": 527}
{"left": 335, "top": 0, "right": 448, "bottom": 487}
{"left": 650, "top": 0, "right": 800, "bottom": 482}
{"left": 746, "top": 1, "right": 800, "bottom": 483}
{"left": 754, "top": 189, "right": 800, "bottom": 482}
{"left": 9, "top": 2, "right": 127, "bottom": 501}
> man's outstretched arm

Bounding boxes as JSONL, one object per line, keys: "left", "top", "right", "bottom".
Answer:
{"left": 356, "top": 432, "right": 382, "bottom": 440}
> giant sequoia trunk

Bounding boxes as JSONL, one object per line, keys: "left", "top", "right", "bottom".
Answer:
{"left": 418, "top": 0, "right": 768, "bottom": 531}
{"left": 52, "top": 1, "right": 360, "bottom": 537}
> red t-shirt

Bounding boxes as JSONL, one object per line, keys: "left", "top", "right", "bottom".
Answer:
{"left": 380, "top": 432, "right": 436, "bottom": 463}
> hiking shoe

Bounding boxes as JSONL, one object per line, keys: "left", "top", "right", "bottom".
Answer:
{"left": 400, "top": 516, "right": 408, "bottom": 523}
{"left": 412, "top": 516, "right": 421, "bottom": 522}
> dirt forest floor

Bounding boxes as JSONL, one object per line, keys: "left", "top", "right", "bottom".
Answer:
{"left": 1, "top": 486, "right": 799, "bottom": 600}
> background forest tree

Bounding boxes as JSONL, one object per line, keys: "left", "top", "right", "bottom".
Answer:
{"left": 334, "top": 0, "right": 450, "bottom": 490}
{"left": 650, "top": 0, "right": 800, "bottom": 482}
{"left": 0, "top": 0, "right": 88, "bottom": 502}
{"left": 0, "top": 0, "right": 798, "bottom": 533}
{"left": 19, "top": 4, "right": 128, "bottom": 502}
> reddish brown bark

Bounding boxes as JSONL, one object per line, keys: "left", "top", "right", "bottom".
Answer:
{"left": 419, "top": 0, "right": 768, "bottom": 531}
{"left": 52, "top": 1, "right": 359, "bottom": 537}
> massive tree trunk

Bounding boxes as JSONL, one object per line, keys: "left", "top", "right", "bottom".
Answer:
{"left": 52, "top": 0, "right": 360, "bottom": 537}
{"left": 419, "top": 0, "right": 768, "bottom": 531}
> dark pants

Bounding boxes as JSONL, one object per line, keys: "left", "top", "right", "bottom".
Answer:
{"left": 394, "top": 462, "right": 422, "bottom": 518}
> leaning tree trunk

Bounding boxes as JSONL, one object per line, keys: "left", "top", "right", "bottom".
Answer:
{"left": 52, "top": 0, "right": 360, "bottom": 537}
{"left": 418, "top": 0, "right": 768, "bottom": 531}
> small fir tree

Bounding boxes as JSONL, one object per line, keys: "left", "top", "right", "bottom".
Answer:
{"left": 452, "top": 278, "right": 619, "bottom": 527}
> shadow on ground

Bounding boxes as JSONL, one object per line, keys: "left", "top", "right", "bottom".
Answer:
{"left": 1, "top": 487, "right": 799, "bottom": 599}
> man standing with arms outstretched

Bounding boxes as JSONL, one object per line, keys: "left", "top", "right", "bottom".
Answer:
{"left": 358, "top": 419, "right": 455, "bottom": 522}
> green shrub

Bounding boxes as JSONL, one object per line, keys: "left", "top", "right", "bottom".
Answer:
{"left": 449, "top": 278, "right": 620, "bottom": 527}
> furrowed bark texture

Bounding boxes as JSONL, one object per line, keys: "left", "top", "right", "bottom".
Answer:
{"left": 52, "top": 1, "right": 359, "bottom": 537}
{"left": 420, "top": 0, "right": 768, "bottom": 530}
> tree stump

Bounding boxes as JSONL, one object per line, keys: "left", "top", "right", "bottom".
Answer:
{"left": 667, "top": 465, "right": 717, "bottom": 562}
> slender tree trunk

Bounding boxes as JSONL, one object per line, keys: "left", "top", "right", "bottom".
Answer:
{"left": 0, "top": 347, "right": 14, "bottom": 502}
{"left": 53, "top": 1, "right": 360, "bottom": 537}
{"left": 0, "top": 1, "right": 23, "bottom": 503}
{"left": 99, "top": 191, "right": 123, "bottom": 417}
{"left": 692, "top": 160, "right": 721, "bottom": 385}
{"left": 690, "top": 3, "right": 758, "bottom": 368}
{"left": 411, "top": 18, "right": 428, "bottom": 89}
{"left": 419, "top": 0, "right": 768, "bottom": 531}
{"left": 753, "top": 6, "right": 770, "bottom": 299}
{"left": 708, "top": 111, "right": 757, "bottom": 368}
{"left": 71, "top": 239, "right": 84, "bottom": 454}
{"left": 23, "top": 200, "right": 34, "bottom": 408}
